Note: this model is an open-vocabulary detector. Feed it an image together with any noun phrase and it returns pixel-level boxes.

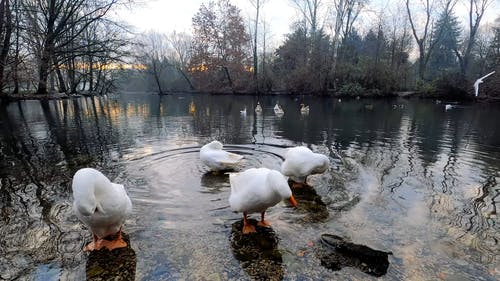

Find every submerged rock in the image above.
[200,171,230,192]
[86,233,136,281]
[230,219,284,281]
[315,234,392,277]
[290,184,329,223]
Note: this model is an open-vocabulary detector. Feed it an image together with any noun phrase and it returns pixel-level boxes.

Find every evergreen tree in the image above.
[428,11,462,77]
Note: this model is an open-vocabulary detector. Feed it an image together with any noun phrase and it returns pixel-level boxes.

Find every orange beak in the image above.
[289,195,298,207]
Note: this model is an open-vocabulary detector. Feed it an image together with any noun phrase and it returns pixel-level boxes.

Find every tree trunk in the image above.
[0,0,12,95]
[252,0,259,94]
[55,62,67,93]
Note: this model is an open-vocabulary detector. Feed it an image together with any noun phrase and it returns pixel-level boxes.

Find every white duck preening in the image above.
[281,146,330,187]
[229,168,297,234]
[200,140,244,173]
[255,102,262,113]
[72,168,132,251]
[274,103,284,115]
[300,104,310,114]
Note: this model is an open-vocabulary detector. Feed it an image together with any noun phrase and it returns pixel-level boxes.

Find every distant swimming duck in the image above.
[240,107,247,115]
[300,104,310,114]
[274,103,284,115]
[255,102,262,113]
[72,168,132,251]
[229,168,297,234]
[281,146,330,188]
[200,140,243,173]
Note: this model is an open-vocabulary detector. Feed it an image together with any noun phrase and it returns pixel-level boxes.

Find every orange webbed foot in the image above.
[242,224,257,234]
[257,220,272,227]
[99,237,127,251]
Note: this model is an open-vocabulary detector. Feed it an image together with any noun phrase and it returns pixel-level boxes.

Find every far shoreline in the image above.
[1,89,497,103]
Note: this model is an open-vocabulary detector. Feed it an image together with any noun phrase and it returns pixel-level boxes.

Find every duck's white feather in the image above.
[281,146,329,182]
[72,168,132,239]
[229,168,291,214]
[200,141,243,171]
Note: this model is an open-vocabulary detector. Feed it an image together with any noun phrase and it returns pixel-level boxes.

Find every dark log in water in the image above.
[315,233,392,277]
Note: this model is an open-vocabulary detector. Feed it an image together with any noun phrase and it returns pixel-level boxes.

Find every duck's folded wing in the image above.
[216,151,243,165]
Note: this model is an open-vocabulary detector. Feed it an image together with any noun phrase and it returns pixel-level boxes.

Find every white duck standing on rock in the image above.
[229,168,297,234]
[281,146,330,188]
[200,140,244,173]
[72,168,132,251]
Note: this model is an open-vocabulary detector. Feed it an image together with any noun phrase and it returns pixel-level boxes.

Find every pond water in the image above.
[0,92,498,280]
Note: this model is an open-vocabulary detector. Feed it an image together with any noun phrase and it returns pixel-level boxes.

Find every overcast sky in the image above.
[114,0,297,44]
[114,0,499,46]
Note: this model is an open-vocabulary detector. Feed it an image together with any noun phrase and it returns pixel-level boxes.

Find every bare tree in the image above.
[137,31,169,94]
[454,0,494,77]
[190,0,251,92]
[167,30,195,90]
[329,0,366,85]
[406,0,456,80]
[0,0,12,96]
[249,0,265,93]
[290,0,322,34]
[22,0,122,95]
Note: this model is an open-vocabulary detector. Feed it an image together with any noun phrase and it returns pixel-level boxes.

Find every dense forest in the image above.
[0,0,498,100]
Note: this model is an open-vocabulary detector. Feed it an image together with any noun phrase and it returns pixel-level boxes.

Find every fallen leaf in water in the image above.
[297,250,306,257]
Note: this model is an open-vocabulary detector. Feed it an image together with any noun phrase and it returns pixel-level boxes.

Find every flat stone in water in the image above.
[290,184,329,223]
[230,219,284,281]
[86,233,136,281]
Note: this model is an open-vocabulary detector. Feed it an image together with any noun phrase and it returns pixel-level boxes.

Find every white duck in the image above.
[72,168,132,251]
[229,168,297,234]
[274,103,284,115]
[281,146,330,187]
[255,102,262,113]
[300,104,310,114]
[200,140,243,173]
[240,107,247,116]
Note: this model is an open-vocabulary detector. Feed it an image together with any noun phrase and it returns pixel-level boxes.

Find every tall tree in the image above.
[406,0,456,80]
[428,10,462,76]
[454,0,494,77]
[167,30,194,90]
[0,0,12,96]
[22,0,121,95]
[190,0,251,92]
[290,0,322,34]
[137,31,169,94]
[329,0,367,85]
[249,0,265,93]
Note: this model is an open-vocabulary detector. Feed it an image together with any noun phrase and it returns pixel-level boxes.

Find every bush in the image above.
[337,82,365,97]
[415,80,436,96]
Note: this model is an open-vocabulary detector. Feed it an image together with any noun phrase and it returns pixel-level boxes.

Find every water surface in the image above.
[0,93,498,280]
